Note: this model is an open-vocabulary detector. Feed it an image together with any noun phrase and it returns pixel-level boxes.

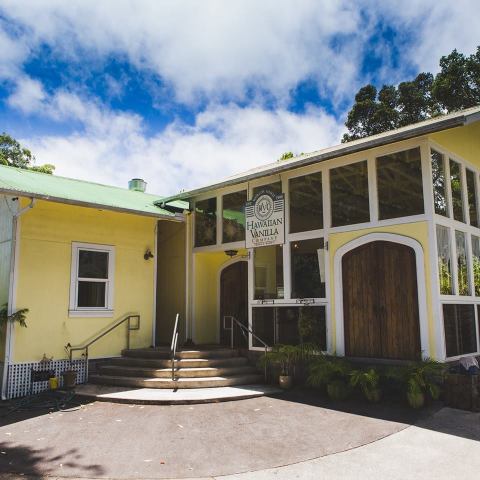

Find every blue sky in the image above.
[0,1,478,195]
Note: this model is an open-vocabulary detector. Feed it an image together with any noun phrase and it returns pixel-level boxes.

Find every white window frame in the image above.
[429,139,480,360]
[69,242,115,318]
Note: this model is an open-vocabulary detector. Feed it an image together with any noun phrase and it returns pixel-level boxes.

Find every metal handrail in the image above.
[170,313,180,380]
[223,315,269,382]
[65,313,140,363]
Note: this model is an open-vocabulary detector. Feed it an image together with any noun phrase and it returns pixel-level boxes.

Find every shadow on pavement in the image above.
[0,442,105,477]
[264,387,479,442]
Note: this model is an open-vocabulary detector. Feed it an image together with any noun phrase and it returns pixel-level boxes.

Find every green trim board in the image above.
[0,165,178,219]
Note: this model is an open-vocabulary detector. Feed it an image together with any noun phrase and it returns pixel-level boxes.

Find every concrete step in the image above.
[75,384,283,405]
[122,347,238,360]
[108,356,249,369]
[97,364,258,378]
[89,373,264,389]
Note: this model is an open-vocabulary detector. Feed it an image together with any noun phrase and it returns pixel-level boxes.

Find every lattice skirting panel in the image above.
[6,359,87,399]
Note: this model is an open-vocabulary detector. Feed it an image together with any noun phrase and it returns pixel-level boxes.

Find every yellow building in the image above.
[1,106,480,398]
[162,106,480,366]
[0,172,183,398]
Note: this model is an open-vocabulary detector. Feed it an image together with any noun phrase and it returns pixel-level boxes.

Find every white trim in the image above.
[1,209,19,399]
[68,309,114,318]
[68,242,115,317]
[333,232,430,359]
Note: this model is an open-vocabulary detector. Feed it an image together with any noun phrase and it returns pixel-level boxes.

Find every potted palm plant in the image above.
[388,358,445,408]
[308,356,352,400]
[262,344,317,389]
[350,368,381,402]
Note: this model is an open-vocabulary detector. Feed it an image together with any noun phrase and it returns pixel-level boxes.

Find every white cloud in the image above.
[24,100,345,195]
[7,76,46,113]
[1,0,367,105]
[2,0,479,198]
[370,0,480,74]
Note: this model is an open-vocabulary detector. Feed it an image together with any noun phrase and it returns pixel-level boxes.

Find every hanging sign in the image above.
[245,189,285,248]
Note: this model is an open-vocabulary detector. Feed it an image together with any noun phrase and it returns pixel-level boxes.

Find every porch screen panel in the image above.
[436,225,453,295]
[254,245,284,299]
[431,150,448,217]
[195,197,217,247]
[455,230,470,296]
[443,304,478,357]
[252,306,326,349]
[222,190,246,243]
[290,238,325,298]
[252,307,274,347]
[289,172,323,233]
[472,235,480,296]
[450,159,465,222]
[376,147,424,220]
[330,161,369,227]
[466,169,478,227]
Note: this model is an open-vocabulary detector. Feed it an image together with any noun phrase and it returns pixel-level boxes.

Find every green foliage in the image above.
[343,46,480,142]
[0,133,54,174]
[438,258,453,295]
[350,368,381,401]
[386,358,445,401]
[261,343,318,376]
[307,356,351,387]
[473,257,480,296]
[0,303,29,329]
[279,151,294,161]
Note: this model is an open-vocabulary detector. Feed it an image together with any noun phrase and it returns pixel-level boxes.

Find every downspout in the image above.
[1,197,35,399]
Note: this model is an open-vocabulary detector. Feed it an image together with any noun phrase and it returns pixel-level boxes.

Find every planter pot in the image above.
[407,391,425,409]
[62,370,77,389]
[365,388,381,403]
[327,380,351,401]
[279,375,293,390]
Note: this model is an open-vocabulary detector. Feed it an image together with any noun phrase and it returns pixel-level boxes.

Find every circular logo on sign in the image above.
[255,194,274,220]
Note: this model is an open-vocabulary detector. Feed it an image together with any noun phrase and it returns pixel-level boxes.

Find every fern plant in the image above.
[350,368,381,402]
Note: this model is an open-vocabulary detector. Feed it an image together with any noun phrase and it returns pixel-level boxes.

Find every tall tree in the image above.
[343,46,480,142]
[0,133,54,174]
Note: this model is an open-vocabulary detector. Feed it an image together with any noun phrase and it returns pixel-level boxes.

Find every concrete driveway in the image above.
[0,389,478,479]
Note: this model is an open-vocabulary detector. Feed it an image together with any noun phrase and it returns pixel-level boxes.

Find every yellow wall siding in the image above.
[13,199,157,362]
[328,221,436,357]
[156,221,186,344]
[0,195,15,361]
[430,122,480,168]
[193,250,247,344]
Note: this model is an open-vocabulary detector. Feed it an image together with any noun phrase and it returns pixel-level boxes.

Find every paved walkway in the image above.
[0,389,478,479]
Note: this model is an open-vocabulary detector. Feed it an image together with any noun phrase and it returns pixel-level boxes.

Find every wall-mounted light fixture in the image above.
[144,249,154,260]
[224,249,238,258]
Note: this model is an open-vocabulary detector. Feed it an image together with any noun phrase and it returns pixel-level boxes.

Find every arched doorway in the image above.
[219,260,248,347]
[341,240,421,360]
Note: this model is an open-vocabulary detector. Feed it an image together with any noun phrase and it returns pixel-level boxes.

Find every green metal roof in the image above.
[0,164,180,219]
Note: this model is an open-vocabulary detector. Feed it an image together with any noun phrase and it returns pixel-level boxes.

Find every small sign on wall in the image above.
[245,189,285,248]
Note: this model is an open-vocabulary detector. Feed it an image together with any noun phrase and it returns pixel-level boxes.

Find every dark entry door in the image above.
[342,241,421,360]
[220,261,248,347]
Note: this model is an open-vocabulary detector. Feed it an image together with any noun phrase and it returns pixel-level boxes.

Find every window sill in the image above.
[69,309,114,318]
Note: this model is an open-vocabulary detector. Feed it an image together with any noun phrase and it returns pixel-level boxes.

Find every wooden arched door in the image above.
[342,241,421,360]
[220,261,248,347]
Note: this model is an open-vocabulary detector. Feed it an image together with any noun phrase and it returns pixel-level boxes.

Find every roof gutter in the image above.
[160,112,477,202]
[0,189,184,222]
